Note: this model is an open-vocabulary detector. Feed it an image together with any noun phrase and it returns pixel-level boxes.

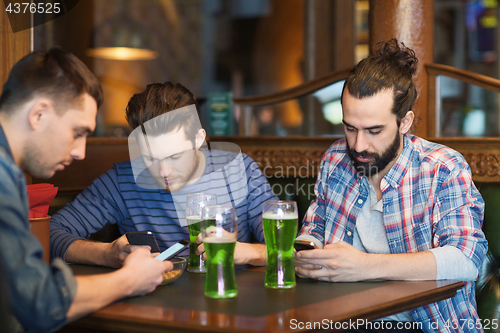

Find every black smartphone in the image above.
[126,231,161,253]
[294,239,316,251]
[154,240,190,261]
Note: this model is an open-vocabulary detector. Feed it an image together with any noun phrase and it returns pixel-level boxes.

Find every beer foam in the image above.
[204,236,235,243]
[263,212,298,220]
[186,216,200,225]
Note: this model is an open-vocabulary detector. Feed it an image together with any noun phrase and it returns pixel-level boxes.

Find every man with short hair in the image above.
[50,82,276,267]
[295,39,487,332]
[0,48,172,332]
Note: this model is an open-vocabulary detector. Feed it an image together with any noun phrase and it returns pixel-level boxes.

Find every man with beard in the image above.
[50,82,276,267]
[294,39,486,332]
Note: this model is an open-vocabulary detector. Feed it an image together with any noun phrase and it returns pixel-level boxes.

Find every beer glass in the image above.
[186,193,217,273]
[201,204,238,298]
[263,200,298,289]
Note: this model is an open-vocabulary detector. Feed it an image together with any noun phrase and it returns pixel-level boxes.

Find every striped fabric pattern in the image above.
[300,134,487,333]
[50,148,277,259]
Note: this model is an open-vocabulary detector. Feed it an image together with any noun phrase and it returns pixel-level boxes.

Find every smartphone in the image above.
[126,231,161,253]
[154,240,190,261]
[294,239,316,251]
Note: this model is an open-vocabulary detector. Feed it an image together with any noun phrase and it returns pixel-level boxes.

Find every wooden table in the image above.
[59,265,464,333]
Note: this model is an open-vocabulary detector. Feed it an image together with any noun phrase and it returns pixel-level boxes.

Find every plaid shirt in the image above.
[300,134,487,333]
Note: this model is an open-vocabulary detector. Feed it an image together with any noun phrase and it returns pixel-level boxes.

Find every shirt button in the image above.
[61,286,69,298]
[51,306,65,320]
[358,199,363,204]
[347,231,352,236]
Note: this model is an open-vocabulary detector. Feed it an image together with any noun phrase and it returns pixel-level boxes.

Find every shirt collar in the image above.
[382,134,415,190]
[0,124,14,162]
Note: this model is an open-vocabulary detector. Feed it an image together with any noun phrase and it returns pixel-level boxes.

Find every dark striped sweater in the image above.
[50,148,277,259]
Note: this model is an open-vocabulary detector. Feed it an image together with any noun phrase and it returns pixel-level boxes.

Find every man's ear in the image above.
[400,111,414,135]
[195,128,206,149]
[27,98,54,131]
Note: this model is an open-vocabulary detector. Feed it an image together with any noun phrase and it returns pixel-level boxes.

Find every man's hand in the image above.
[294,241,371,282]
[106,234,158,268]
[233,242,266,266]
[195,234,266,266]
[295,241,437,282]
[104,234,132,267]
[67,247,173,321]
[120,247,173,297]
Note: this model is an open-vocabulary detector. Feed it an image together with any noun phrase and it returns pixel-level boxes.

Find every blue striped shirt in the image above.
[50,148,277,259]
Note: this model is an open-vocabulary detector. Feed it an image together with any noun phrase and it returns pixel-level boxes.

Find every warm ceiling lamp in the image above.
[86,47,157,61]
[86,8,158,61]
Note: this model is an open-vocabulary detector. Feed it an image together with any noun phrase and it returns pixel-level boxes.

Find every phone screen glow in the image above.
[154,242,187,261]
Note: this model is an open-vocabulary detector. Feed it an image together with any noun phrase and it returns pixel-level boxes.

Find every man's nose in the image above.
[70,138,86,160]
[353,132,369,153]
[159,160,173,178]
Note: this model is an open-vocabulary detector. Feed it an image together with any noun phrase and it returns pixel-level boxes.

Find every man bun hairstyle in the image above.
[344,38,418,125]
[0,47,103,114]
[126,82,200,143]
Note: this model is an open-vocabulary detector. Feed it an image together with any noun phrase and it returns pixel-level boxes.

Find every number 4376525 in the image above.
[5,2,61,14]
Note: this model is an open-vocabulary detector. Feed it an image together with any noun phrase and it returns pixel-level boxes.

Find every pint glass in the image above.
[186,193,217,273]
[201,204,238,298]
[263,200,298,289]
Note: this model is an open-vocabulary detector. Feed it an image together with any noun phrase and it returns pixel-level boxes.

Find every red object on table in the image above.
[27,183,58,218]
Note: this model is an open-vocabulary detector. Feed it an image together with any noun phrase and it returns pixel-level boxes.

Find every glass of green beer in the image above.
[263,200,298,289]
[201,204,238,298]
[186,193,217,273]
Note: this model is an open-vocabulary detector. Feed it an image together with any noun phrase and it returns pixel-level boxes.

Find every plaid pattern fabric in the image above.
[300,135,487,333]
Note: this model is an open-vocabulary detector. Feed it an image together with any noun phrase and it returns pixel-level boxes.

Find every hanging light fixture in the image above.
[86,6,158,61]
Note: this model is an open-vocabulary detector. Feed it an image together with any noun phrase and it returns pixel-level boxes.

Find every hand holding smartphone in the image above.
[126,231,161,253]
[294,239,316,251]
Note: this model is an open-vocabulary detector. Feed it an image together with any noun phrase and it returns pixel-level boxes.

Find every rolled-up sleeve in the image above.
[432,162,487,271]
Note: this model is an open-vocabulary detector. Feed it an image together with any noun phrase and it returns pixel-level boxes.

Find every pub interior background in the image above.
[2,0,500,326]
[29,0,500,139]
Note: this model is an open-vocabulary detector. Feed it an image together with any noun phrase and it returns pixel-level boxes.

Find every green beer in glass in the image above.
[263,200,298,289]
[187,216,204,272]
[201,206,238,298]
[204,236,237,298]
[186,193,217,273]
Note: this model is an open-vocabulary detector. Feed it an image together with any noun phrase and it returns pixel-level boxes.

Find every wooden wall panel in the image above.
[36,136,500,197]
[1,4,30,183]
[0,4,30,88]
